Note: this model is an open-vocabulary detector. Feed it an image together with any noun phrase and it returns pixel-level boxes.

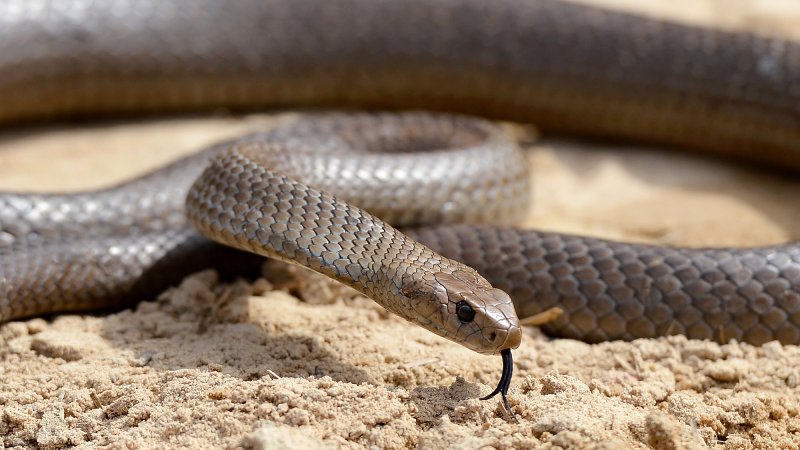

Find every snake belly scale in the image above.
[2,0,800,416]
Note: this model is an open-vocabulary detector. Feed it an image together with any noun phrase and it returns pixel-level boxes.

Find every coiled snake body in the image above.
[2,0,800,412]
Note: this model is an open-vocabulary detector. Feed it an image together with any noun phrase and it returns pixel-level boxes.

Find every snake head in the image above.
[400,269,521,355]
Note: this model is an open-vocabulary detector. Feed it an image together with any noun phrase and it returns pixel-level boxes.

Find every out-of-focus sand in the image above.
[1,1,800,448]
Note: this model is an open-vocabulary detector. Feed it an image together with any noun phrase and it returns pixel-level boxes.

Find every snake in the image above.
[2,0,800,416]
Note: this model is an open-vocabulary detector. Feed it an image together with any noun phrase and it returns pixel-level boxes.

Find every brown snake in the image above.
[2,0,800,415]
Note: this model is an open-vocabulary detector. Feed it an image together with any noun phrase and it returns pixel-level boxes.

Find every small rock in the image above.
[540,374,590,395]
[244,423,331,450]
[704,359,749,382]
[36,405,69,449]
[30,331,106,361]
[645,411,706,450]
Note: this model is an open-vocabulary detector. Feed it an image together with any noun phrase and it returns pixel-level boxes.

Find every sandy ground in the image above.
[2,1,800,449]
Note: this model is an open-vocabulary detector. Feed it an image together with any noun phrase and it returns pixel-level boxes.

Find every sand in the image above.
[2,1,800,448]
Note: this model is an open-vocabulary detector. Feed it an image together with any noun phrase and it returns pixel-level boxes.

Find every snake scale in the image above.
[2,0,800,413]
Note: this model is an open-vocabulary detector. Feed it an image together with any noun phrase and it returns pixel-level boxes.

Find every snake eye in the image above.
[456,301,476,323]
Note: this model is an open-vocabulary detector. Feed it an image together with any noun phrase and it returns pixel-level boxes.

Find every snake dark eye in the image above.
[456,301,475,323]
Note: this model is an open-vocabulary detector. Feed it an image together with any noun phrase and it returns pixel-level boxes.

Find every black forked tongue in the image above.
[480,348,516,420]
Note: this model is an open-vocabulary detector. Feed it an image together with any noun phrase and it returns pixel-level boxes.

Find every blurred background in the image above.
[0,0,797,249]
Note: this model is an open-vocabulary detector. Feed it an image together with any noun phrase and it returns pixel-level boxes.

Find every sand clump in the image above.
[2,1,800,448]
[2,265,800,448]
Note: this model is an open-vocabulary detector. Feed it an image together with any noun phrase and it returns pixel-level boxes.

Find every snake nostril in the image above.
[488,331,498,342]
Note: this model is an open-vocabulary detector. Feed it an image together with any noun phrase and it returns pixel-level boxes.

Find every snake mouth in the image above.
[480,348,515,419]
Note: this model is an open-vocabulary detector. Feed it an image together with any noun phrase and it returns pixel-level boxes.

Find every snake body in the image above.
[2,0,800,354]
